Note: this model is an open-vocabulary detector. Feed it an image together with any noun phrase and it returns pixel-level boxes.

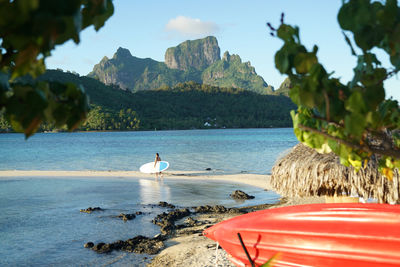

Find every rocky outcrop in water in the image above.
[80,207,103,213]
[118,213,136,221]
[152,208,191,235]
[194,205,240,214]
[87,235,165,254]
[158,201,176,209]
[230,190,255,200]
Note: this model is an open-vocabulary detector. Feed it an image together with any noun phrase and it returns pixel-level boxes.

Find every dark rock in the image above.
[84,242,94,248]
[193,205,242,214]
[123,236,164,254]
[158,201,176,209]
[207,243,217,249]
[194,205,222,213]
[80,207,103,213]
[92,242,112,253]
[118,213,136,221]
[230,190,255,200]
[112,240,125,250]
[205,168,212,171]
[133,239,163,254]
[228,207,241,213]
[89,235,164,255]
[152,208,191,235]
[184,217,197,226]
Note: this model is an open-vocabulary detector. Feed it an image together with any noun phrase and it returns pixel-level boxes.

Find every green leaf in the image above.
[275,50,290,74]
[294,53,317,74]
[345,91,367,113]
[345,112,366,138]
[260,253,280,267]
[0,71,10,107]
[46,82,89,130]
[348,157,362,172]
[0,0,114,137]
[360,68,386,87]
[288,84,300,105]
[5,83,48,138]
[277,24,298,42]
[337,1,355,31]
[82,0,114,31]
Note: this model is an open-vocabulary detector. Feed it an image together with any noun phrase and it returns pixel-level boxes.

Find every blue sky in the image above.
[46,0,399,100]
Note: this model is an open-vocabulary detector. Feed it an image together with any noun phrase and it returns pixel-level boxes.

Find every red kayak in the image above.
[203,203,400,267]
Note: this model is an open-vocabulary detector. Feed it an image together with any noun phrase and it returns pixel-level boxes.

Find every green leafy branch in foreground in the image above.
[268,0,400,178]
[0,0,114,138]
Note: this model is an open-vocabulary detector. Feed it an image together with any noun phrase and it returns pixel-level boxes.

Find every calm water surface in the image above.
[0,128,297,266]
[0,128,298,174]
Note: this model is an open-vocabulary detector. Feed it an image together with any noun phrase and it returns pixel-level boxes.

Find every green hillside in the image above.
[41,70,295,130]
[17,70,295,131]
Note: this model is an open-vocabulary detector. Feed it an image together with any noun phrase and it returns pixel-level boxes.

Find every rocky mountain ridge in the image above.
[89,36,274,94]
[165,36,220,71]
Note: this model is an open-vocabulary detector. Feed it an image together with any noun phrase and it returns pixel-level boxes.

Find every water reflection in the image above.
[138,178,171,204]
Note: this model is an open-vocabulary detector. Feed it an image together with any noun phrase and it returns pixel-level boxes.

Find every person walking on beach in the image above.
[154,153,162,179]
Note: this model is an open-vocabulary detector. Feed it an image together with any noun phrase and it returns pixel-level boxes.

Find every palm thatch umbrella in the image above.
[271,143,400,204]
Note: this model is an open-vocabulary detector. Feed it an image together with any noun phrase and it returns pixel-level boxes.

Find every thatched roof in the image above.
[271,143,400,204]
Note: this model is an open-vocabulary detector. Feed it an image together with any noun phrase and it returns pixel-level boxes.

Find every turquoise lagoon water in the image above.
[0,128,298,174]
[0,128,298,266]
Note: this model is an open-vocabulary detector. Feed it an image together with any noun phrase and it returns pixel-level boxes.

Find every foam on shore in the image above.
[0,170,273,190]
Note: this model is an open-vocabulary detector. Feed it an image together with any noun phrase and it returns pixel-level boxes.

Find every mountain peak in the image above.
[165,36,221,71]
[114,47,132,59]
[89,37,275,94]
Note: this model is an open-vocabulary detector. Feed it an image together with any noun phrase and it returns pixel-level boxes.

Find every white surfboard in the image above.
[139,161,169,174]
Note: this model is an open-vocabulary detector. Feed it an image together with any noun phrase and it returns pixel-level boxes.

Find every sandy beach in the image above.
[0,170,273,189]
[0,170,325,266]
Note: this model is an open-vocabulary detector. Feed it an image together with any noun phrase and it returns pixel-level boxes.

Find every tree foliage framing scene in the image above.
[1,0,400,266]
[269,0,400,177]
[0,0,114,137]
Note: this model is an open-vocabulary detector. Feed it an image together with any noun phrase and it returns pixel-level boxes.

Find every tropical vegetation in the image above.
[0,0,114,137]
[270,0,400,176]
[0,70,295,132]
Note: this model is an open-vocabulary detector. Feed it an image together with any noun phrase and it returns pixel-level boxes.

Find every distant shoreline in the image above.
[0,170,273,190]
[0,127,294,135]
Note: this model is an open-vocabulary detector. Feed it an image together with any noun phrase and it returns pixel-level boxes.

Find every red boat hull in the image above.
[203,203,400,267]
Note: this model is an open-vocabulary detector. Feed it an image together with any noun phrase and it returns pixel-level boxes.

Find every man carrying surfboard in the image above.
[139,155,169,176]
[154,153,162,178]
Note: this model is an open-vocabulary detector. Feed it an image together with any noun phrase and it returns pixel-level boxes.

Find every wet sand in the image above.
[0,170,273,189]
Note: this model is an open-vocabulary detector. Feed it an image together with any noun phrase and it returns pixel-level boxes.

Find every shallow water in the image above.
[0,128,296,266]
[0,177,280,266]
[0,128,298,174]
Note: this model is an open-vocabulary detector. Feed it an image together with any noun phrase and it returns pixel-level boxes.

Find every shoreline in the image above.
[0,170,273,190]
[0,170,325,266]
[147,197,325,267]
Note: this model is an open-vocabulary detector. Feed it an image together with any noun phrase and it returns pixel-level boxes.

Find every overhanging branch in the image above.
[298,124,400,159]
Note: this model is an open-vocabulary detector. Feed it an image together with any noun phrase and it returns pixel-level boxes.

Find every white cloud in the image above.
[165,16,219,38]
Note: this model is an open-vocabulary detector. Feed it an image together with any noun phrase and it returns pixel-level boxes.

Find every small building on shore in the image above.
[271,143,400,204]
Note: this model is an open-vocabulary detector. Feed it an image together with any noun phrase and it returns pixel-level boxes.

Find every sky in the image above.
[46,0,399,101]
